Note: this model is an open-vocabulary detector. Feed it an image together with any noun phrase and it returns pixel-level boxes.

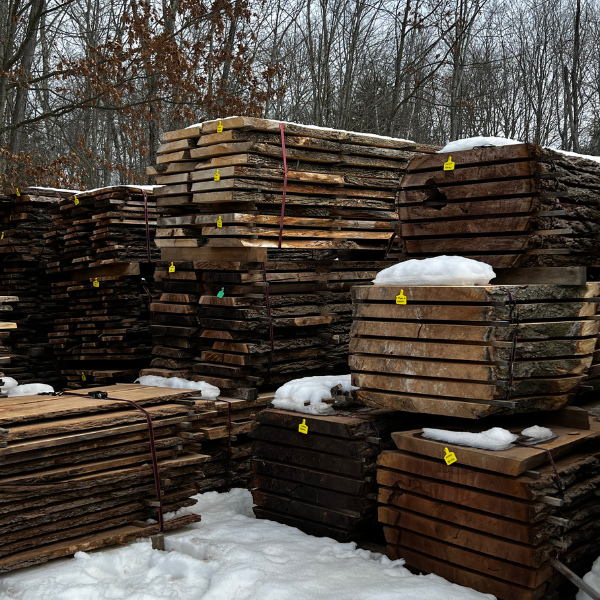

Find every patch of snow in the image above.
[577,555,600,600]
[0,376,19,391]
[273,375,356,414]
[135,375,220,399]
[521,425,554,443]
[26,187,82,194]
[439,136,522,152]
[0,488,493,600]
[373,256,495,286]
[422,427,518,451]
[550,148,600,165]
[7,383,54,397]
[74,185,158,196]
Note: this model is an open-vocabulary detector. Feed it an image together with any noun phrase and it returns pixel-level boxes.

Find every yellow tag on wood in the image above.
[169,262,175,273]
[217,216,223,228]
[214,169,221,182]
[15,188,20,197]
[81,372,87,381]
[298,419,308,434]
[396,289,407,305]
[444,447,457,465]
[216,120,223,133]
[92,278,99,288]
[1,232,4,240]
[74,196,80,205]
[443,156,455,171]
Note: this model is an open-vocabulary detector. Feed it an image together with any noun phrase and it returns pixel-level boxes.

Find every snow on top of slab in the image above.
[0,376,18,390]
[273,374,356,414]
[439,136,523,153]
[423,427,519,451]
[423,425,555,451]
[373,256,496,286]
[25,186,82,194]
[135,375,220,399]
[578,555,600,600]
[1,487,493,600]
[80,185,158,194]
[550,148,600,164]
[6,383,54,397]
[186,117,414,142]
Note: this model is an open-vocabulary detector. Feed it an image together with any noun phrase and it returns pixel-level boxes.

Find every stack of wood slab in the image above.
[183,393,274,492]
[44,187,158,387]
[142,254,390,398]
[0,187,71,385]
[396,144,600,270]
[145,117,437,397]
[378,418,600,600]
[350,283,599,419]
[250,407,406,543]
[0,296,18,377]
[0,384,210,573]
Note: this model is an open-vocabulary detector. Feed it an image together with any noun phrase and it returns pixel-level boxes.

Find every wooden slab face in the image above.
[391,421,600,476]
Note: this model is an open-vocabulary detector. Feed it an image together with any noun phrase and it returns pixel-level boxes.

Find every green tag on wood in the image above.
[217,288,225,298]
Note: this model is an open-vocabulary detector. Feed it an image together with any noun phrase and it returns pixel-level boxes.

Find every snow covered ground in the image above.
[0,489,493,600]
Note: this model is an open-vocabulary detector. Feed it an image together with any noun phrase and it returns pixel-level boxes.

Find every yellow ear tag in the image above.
[216,120,223,133]
[81,372,87,382]
[298,419,308,434]
[74,196,80,205]
[93,278,99,288]
[444,156,455,171]
[396,289,407,305]
[217,216,223,228]
[214,169,221,182]
[15,188,20,197]
[1,232,4,240]
[444,447,457,465]
[169,262,175,273]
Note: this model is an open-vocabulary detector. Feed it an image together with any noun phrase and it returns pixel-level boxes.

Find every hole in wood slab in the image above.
[423,183,448,210]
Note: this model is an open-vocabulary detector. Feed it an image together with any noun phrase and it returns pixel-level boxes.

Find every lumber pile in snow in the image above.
[396,144,600,270]
[379,418,600,600]
[349,283,599,418]
[0,187,71,385]
[0,296,18,377]
[250,407,406,543]
[0,384,211,573]
[145,118,437,397]
[44,187,158,387]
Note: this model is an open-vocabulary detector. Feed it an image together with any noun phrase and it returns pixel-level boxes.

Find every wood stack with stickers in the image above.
[0,187,71,386]
[43,186,159,387]
[0,384,211,573]
[141,116,437,399]
[345,141,600,599]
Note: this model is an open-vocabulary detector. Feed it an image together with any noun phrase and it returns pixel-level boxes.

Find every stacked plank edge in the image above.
[146,116,437,397]
[378,419,600,600]
[44,186,158,387]
[396,144,600,270]
[350,283,599,418]
[0,188,67,385]
[0,384,210,572]
[250,407,406,543]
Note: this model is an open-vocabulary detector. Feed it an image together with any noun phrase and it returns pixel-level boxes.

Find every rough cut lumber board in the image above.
[391,421,600,476]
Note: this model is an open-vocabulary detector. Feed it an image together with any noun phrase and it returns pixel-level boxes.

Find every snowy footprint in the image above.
[261,546,291,564]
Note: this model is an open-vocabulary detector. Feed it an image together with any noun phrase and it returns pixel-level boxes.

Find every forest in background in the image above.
[0,0,596,188]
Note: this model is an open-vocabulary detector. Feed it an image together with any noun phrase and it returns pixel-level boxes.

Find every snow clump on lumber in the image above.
[373,255,496,286]
[273,374,356,414]
[0,376,19,391]
[135,375,220,399]
[0,488,492,600]
[578,555,600,600]
[521,425,554,443]
[6,383,54,397]
[423,425,555,451]
[423,427,518,450]
[439,136,522,152]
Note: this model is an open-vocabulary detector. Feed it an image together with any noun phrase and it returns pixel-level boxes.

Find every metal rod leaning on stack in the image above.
[143,117,438,399]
